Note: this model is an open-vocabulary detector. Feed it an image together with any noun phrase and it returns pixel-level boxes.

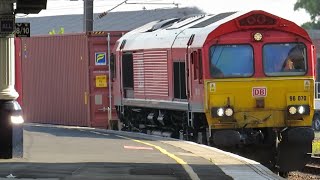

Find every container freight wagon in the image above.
[15,31,125,128]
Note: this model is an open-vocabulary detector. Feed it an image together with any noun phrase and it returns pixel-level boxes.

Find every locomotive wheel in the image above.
[313,114,320,131]
[278,171,289,178]
[196,130,208,145]
[276,127,314,174]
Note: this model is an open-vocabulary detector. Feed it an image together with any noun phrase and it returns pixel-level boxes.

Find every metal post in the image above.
[107,33,112,128]
[84,0,93,32]
[0,0,23,159]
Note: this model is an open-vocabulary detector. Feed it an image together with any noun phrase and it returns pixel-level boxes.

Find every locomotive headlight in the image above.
[253,32,263,41]
[287,105,310,116]
[11,115,24,124]
[217,108,224,117]
[298,106,305,114]
[225,108,234,117]
[288,106,297,115]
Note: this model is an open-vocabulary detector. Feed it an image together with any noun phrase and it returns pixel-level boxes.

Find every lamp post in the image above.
[0,0,22,159]
[0,0,47,159]
[84,0,93,32]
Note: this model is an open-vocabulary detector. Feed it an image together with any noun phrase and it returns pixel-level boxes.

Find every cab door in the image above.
[187,48,204,112]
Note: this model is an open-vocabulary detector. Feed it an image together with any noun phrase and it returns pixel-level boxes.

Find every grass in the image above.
[313,132,320,155]
[313,141,320,155]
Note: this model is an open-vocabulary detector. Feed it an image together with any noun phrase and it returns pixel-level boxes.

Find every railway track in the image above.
[309,156,320,164]
[300,156,320,175]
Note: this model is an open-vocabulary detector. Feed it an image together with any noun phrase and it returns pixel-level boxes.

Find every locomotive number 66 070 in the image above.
[289,95,307,102]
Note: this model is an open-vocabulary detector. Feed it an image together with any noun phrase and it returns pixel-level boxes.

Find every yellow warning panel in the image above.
[96,75,107,87]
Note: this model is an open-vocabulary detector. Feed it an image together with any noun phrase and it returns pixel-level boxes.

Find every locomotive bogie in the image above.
[116,105,208,140]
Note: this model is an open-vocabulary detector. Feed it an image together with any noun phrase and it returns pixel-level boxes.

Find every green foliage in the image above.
[294,0,320,29]
[301,21,320,29]
[49,29,56,35]
[294,0,320,21]
[59,27,65,34]
[48,27,65,35]
[313,140,320,155]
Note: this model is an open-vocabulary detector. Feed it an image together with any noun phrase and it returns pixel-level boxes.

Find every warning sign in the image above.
[209,83,216,92]
[96,75,107,87]
[304,80,311,90]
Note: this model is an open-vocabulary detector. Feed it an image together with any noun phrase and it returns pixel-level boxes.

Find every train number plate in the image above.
[252,87,267,97]
[287,95,308,103]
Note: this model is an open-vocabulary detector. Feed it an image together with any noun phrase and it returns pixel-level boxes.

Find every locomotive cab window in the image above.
[209,44,254,78]
[174,62,187,100]
[192,51,198,80]
[191,50,203,83]
[198,49,203,83]
[263,43,307,76]
[122,53,134,89]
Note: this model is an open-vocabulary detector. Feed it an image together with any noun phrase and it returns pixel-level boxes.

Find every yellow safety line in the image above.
[116,135,200,180]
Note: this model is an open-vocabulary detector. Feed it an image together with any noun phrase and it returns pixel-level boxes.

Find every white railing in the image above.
[316,82,320,99]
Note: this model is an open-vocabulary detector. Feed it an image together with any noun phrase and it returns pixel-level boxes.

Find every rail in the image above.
[300,156,320,175]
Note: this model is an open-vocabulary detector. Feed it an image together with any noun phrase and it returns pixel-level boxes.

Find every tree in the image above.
[294,0,320,29]
[49,29,56,35]
[301,21,320,29]
[48,27,65,35]
[59,27,65,34]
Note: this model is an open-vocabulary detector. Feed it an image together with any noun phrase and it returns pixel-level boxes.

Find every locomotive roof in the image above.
[16,7,203,36]
[118,10,312,51]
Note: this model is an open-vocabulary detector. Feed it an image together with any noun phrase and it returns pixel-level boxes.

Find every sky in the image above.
[18,0,312,26]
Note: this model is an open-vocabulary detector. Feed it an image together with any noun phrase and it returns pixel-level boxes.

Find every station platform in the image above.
[0,124,283,180]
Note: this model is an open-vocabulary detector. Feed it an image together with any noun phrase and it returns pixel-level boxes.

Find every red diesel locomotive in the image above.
[113,10,315,175]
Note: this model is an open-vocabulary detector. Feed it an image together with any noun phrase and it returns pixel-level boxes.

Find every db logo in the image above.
[252,87,267,97]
